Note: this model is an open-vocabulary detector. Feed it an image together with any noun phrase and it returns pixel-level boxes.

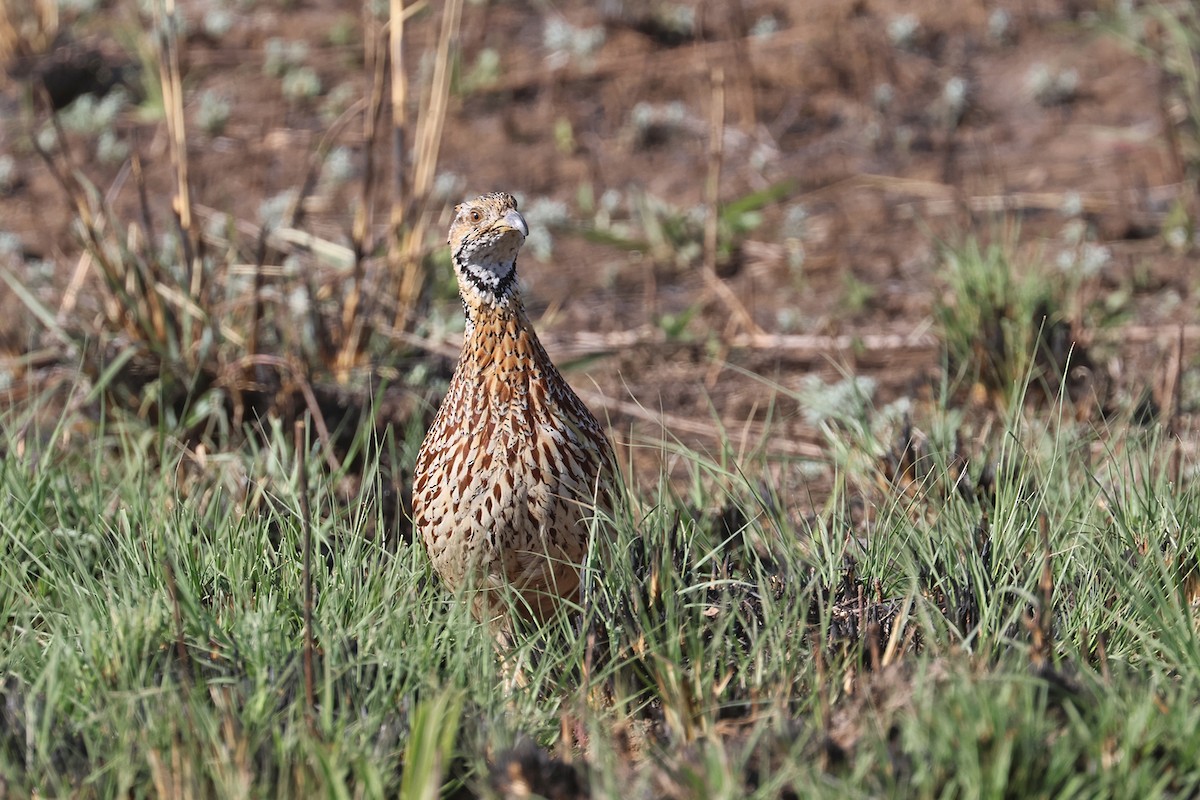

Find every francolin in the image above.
[412,192,617,630]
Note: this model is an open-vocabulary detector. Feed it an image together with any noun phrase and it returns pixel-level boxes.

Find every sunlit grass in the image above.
[2,379,1199,796]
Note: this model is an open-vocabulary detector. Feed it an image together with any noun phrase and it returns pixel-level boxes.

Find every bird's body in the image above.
[412,192,616,628]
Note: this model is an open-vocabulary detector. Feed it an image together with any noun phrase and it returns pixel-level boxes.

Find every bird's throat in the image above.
[455,251,517,300]
[458,257,522,333]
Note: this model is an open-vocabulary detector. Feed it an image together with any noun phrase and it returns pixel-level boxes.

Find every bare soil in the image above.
[1,0,1196,488]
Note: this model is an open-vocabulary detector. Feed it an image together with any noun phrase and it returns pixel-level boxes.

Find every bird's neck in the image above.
[458,281,544,373]
[460,278,522,330]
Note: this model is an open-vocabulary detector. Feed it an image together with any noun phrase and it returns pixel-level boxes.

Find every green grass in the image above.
[934,235,1068,407]
[2,381,1200,798]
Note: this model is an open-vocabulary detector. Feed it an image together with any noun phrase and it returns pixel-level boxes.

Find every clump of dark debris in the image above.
[489,737,588,800]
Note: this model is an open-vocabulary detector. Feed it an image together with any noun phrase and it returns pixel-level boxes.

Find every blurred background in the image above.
[0,0,1197,502]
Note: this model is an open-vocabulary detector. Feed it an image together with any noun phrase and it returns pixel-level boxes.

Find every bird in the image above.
[411,191,618,631]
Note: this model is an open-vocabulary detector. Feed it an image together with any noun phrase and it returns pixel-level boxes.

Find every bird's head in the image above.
[448,192,529,303]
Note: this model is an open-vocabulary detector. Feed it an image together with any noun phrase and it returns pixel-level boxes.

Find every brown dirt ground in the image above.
[1,0,1197,494]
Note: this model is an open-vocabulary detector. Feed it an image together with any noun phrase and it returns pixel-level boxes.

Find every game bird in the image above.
[411,192,617,630]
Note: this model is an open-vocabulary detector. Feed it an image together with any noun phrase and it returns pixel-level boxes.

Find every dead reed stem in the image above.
[331,0,413,383]
[335,14,389,383]
[365,0,409,376]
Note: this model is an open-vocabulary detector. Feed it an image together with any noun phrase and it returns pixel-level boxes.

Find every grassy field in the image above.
[3,374,1200,797]
[3,0,1200,796]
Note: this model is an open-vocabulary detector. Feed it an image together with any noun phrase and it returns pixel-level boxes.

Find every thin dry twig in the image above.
[355,14,388,259]
[388,327,826,458]
[700,66,763,342]
[270,96,368,381]
[525,325,939,361]
[793,173,1185,225]
[294,419,316,733]
[286,98,368,235]
[576,387,825,460]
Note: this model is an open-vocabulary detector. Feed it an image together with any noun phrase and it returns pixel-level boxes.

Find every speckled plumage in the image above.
[412,192,617,628]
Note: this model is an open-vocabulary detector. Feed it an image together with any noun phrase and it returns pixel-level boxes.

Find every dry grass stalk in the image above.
[334,15,389,383]
[408,0,459,213]
[0,0,57,68]
[154,1,198,301]
[1166,324,1184,485]
[1026,513,1055,672]
[354,15,388,258]
[26,77,350,456]
[702,67,723,284]
[329,0,421,382]
[700,66,762,344]
[332,0,411,381]
[31,104,172,345]
[270,98,364,380]
[57,155,135,323]
[390,0,462,333]
[573,387,826,460]
[330,3,425,379]
[389,0,408,230]
[295,419,316,733]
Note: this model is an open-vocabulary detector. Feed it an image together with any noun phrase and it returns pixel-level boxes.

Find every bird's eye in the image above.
[470,210,482,222]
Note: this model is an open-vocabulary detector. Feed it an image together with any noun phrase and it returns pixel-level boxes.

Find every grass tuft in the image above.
[934,234,1098,411]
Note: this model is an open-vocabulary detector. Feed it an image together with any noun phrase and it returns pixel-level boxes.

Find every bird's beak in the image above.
[496,208,529,239]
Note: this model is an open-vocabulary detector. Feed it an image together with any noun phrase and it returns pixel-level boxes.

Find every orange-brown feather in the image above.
[412,193,617,630]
